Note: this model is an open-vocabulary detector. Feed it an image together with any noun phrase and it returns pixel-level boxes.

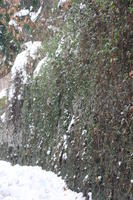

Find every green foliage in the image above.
[21,0,95,193]
[21,0,40,9]
[42,35,59,57]
[0,3,20,75]
[0,96,6,110]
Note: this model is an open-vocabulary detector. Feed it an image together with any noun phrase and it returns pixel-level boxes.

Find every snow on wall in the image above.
[8,41,41,101]
[67,115,75,133]
[33,54,50,78]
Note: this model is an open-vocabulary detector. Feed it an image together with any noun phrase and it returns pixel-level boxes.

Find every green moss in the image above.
[0,96,6,110]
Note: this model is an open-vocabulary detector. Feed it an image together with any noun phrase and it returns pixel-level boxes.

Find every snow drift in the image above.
[0,161,84,200]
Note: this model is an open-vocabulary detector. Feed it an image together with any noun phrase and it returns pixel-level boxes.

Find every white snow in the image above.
[88,192,92,200]
[59,0,68,3]
[63,134,68,150]
[55,36,65,57]
[30,6,33,11]
[0,89,7,100]
[33,54,50,78]
[62,153,67,160]
[9,41,41,100]
[33,57,46,77]
[83,175,88,182]
[79,3,86,10]
[58,0,68,7]
[47,149,51,155]
[47,25,59,33]
[82,130,87,136]
[97,176,102,181]
[14,9,30,17]
[0,161,84,200]
[30,6,42,22]
[1,112,6,123]
[9,18,22,33]
[67,115,75,133]
[9,19,17,27]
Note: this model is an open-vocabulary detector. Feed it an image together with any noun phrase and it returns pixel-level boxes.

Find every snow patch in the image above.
[80,3,86,10]
[58,0,68,7]
[0,160,84,200]
[33,54,50,78]
[83,175,88,182]
[0,89,7,100]
[118,161,122,166]
[9,19,17,27]
[97,176,102,181]
[82,129,87,136]
[14,9,30,17]
[9,41,41,100]
[55,36,65,57]
[30,6,42,22]
[62,152,67,160]
[88,192,92,200]
[47,25,59,33]
[67,115,75,133]
[1,112,6,123]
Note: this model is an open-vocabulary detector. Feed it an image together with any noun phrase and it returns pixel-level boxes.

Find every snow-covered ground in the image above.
[0,161,85,200]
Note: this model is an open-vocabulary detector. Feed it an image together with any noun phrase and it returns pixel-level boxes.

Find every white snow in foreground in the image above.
[0,161,84,200]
